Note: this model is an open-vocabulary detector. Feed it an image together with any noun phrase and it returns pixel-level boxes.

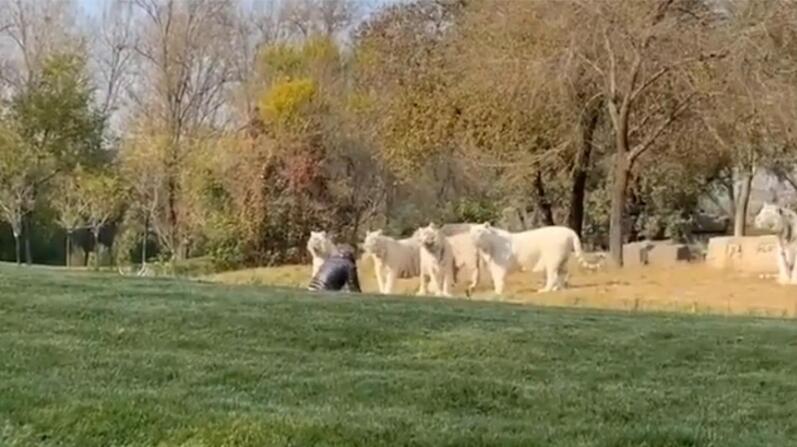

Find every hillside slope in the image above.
[1,266,796,446]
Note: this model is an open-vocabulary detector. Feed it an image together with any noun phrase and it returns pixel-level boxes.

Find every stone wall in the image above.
[623,240,692,267]
[705,235,778,273]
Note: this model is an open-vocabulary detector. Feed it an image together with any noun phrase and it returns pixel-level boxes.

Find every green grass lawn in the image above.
[1,265,797,446]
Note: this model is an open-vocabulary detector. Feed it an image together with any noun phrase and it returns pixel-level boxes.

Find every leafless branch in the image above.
[629,91,698,163]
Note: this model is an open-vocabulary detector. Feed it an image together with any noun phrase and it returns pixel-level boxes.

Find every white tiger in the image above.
[306,230,336,277]
[443,223,491,292]
[754,203,797,285]
[470,222,602,294]
[362,229,422,294]
[412,223,484,296]
[416,223,457,297]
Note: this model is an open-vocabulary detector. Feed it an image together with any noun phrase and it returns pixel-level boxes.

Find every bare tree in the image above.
[0,0,86,265]
[52,169,90,267]
[573,0,724,266]
[280,0,359,39]
[126,0,236,260]
[0,0,79,93]
[91,0,137,123]
[227,1,293,129]
[0,123,44,265]
[0,177,34,265]
[693,0,793,235]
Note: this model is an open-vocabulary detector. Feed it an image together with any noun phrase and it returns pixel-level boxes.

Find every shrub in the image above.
[259,78,317,125]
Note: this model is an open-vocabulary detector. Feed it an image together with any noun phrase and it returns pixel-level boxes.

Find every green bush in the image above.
[209,241,246,272]
[449,198,498,224]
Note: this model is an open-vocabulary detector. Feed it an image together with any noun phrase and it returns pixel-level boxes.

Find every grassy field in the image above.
[207,258,797,318]
[2,265,797,446]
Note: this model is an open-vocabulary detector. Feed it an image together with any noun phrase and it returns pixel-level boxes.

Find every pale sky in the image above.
[77,0,401,18]
[78,0,102,17]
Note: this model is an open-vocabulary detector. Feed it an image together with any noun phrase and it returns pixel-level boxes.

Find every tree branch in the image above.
[630,66,670,103]
[603,28,617,99]
[628,91,698,163]
[629,98,667,139]
[630,51,728,105]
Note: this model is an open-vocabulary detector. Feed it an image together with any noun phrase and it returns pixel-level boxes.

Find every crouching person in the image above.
[307,244,362,293]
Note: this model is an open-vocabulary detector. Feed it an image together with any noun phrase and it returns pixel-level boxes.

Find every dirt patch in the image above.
[205,258,796,318]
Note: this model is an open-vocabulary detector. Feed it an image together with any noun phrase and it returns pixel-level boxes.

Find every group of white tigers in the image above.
[306,202,797,296]
[307,222,604,297]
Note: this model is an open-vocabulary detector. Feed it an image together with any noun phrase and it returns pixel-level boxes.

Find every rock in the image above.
[623,240,691,267]
[647,243,691,265]
[623,241,653,267]
[705,235,778,274]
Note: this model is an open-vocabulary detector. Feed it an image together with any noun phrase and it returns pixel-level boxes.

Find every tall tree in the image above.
[574,0,722,265]
[281,0,359,39]
[91,0,137,121]
[9,52,106,263]
[81,169,124,269]
[118,125,164,270]
[0,0,79,92]
[127,0,236,260]
[451,0,604,234]
[0,122,44,264]
[693,0,795,235]
[51,167,90,267]
[354,0,467,227]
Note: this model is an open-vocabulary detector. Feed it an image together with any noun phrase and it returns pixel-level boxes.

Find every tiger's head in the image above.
[307,230,335,257]
[755,203,787,233]
[416,223,445,256]
[363,229,387,258]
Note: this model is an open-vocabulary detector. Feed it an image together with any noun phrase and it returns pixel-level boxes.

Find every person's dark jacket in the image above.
[307,252,361,292]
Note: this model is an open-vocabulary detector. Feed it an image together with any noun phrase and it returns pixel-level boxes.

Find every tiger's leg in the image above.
[540,265,557,292]
[311,258,321,278]
[777,251,791,285]
[554,259,569,291]
[441,270,453,297]
[375,263,386,294]
[465,257,482,297]
[789,248,797,284]
[371,259,384,293]
[554,270,568,290]
[467,264,479,296]
[429,271,442,297]
[417,271,429,296]
[384,270,397,294]
[490,264,506,296]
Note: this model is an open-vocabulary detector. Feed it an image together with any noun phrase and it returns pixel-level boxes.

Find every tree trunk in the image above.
[733,169,754,237]
[568,161,590,237]
[609,156,631,267]
[93,227,101,270]
[23,214,32,266]
[167,175,179,259]
[533,171,555,226]
[14,233,21,266]
[65,230,72,268]
[723,177,735,220]
[568,105,600,237]
[626,183,645,242]
[141,213,149,267]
